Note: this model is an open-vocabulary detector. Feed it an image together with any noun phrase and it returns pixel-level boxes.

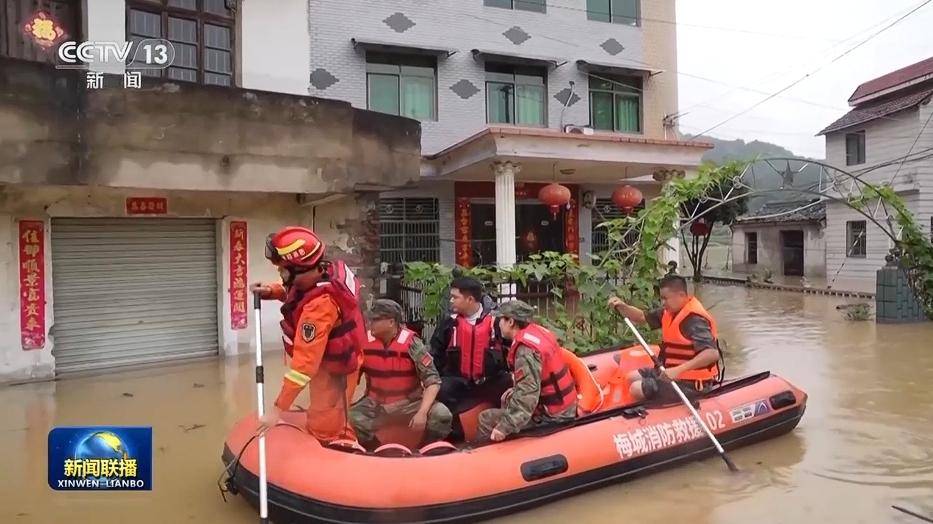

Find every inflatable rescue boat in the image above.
[221,345,807,523]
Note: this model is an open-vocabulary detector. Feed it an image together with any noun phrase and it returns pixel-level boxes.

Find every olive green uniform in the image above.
[476,344,577,441]
[349,336,452,444]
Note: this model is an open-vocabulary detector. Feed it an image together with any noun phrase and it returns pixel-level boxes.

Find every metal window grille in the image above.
[590,198,642,254]
[379,198,440,265]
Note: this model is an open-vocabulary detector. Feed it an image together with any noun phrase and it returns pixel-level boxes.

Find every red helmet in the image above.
[265,226,326,269]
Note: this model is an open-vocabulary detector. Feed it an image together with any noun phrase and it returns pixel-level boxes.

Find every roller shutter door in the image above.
[50,218,219,373]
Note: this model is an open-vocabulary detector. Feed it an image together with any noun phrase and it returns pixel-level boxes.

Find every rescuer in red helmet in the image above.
[251,226,366,443]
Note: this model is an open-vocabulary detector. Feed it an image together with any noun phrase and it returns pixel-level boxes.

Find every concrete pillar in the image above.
[493,161,520,299]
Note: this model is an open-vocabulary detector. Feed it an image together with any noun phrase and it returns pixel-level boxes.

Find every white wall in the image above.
[0,186,369,383]
[731,223,825,278]
[239,0,311,95]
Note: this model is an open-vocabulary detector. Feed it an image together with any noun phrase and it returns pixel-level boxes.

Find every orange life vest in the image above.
[660,296,720,383]
[280,261,364,376]
[361,328,420,404]
[508,323,577,416]
[447,313,497,381]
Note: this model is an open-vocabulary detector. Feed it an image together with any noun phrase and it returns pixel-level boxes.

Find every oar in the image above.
[252,292,270,523]
[622,317,739,473]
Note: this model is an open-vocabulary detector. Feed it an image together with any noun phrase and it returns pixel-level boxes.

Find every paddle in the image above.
[252,292,270,523]
[622,317,739,473]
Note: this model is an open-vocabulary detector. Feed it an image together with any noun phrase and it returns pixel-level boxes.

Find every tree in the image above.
[680,169,749,282]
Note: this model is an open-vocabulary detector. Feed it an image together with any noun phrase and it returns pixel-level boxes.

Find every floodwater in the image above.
[2,284,932,524]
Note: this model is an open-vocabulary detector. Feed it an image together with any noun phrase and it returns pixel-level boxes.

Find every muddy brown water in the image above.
[2,285,932,524]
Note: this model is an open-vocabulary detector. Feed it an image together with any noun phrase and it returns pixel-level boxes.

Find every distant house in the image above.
[731,200,826,279]
[817,56,933,292]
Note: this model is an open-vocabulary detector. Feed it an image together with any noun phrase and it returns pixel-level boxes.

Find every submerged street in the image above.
[2,284,932,524]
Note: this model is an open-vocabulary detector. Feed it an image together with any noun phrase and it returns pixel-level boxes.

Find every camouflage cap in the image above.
[495,300,536,323]
[368,299,404,323]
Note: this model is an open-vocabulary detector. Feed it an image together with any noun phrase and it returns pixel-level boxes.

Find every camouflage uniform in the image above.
[476,301,577,442]
[350,300,452,446]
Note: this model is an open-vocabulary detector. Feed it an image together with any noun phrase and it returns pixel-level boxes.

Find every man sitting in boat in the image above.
[251,227,366,443]
[349,299,453,450]
[609,274,722,403]
[476,300,578,442]
[430,277,511,439]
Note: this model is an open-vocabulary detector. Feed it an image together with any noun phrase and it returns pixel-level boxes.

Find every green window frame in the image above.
[485,64,547,126]
[366,53,437,121]
[484,0,546,13]
[588,74,642,133]
[586,0,639,25]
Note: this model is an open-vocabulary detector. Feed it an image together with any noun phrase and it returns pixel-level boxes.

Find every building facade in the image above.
[818,57,933,293]
[0,0,421,382]
[303,0,710,269]
[731,201,826,281]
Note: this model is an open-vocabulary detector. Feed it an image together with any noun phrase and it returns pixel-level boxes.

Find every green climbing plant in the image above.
[850,184,933,318]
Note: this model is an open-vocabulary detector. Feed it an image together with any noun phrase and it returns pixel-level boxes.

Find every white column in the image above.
[493,161,520,299]
[663,218,681,269]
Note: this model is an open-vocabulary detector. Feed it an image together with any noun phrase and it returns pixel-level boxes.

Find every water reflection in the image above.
[1,285,931,523]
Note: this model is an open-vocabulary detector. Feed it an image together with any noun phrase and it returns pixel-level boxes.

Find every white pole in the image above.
[622,317,738,472]
[253,292,269,522]
[494,161,519,298]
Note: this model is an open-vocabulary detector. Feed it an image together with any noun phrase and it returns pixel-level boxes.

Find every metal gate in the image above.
[50,218,219,373]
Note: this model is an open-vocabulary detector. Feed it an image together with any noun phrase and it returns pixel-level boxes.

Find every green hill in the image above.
[684,135,825,213]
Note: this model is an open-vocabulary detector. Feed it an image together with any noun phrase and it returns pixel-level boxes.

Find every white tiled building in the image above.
[818,57,933,292]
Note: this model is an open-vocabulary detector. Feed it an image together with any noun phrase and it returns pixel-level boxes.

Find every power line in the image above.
[688,0,933,141]
[539,0,848,43]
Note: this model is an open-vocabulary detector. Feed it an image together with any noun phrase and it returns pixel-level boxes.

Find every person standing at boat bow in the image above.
[475,300,577,443]
[350,299,452,449]
[251,226,365,443]
[609,274,723,402]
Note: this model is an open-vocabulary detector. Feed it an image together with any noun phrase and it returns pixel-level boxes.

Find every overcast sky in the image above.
[676,0,933,158]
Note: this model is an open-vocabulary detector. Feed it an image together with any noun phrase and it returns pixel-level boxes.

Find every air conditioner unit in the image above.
[563,124,594,135]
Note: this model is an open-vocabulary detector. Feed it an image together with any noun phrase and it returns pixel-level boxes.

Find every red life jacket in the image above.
[660,296,720,383]
[447,313,496,381]
[361,328,420,404]
[508,323,577,416]
[279,261,364,376]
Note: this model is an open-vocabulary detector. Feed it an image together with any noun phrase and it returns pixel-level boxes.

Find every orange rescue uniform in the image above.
[267,282,361,443]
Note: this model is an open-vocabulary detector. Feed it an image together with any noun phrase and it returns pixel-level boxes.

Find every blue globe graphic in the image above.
[75,431,129,461]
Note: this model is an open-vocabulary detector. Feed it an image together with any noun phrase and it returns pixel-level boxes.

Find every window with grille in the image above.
[846,220,867,257]
[590,198,642,255]
[127,0,235,86]
[378,198,440,265]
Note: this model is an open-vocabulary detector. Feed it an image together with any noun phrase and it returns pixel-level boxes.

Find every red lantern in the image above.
[612,185,643,214]
[22,11,67,49]
[538,183,571,219]
[689,219,710,236]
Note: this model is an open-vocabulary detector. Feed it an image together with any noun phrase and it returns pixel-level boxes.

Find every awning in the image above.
[576,59,662,77]
[351,37,455,57]
[471,49,566,69]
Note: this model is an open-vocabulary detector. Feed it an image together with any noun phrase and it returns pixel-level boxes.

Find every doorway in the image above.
[468,202,566,267]
[781,230,805,276]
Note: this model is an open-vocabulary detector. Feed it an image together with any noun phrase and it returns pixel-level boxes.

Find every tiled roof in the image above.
[817,88,933,136]
[735,200,825,225]
[849,56,933,102]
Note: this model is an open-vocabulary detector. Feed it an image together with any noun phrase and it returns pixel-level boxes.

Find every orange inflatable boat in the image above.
[221,346,807,523]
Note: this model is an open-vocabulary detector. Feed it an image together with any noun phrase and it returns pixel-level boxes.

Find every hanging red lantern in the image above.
[22,11,67,49]
[538,183,571,219]
[689,219,710,236]
[612,185,643,214]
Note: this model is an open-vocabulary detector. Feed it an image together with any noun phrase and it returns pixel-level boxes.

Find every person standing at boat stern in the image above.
[251,226,365,443]
[430,277,511,438]
[609,274,722,402]
[350,299,452,449]
[475,300,578,443]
